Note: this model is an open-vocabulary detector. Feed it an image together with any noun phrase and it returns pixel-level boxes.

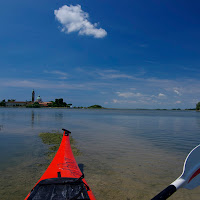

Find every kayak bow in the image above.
[25,129,96,200]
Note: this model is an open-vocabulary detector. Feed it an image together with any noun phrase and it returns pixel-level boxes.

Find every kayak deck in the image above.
[27,177,90,199]
[25,129,95,200]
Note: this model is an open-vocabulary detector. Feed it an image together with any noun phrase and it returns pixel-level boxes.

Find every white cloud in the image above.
[113,99,118,103]
[116,92,142,98]
[158,93,166,97]
[2,66,200,108]
[97,70,134,79]
[54,5,107,38]
[44,70,68,79]
[1,79,86,90]
[44,70,67,76]
[112,99,153,105]
[112,99,137,104]
[76,68,139,80]
[174,88,181,95]
[108,74,133,79]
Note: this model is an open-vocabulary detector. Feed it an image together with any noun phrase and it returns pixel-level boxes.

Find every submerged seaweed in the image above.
[39,131,81,160]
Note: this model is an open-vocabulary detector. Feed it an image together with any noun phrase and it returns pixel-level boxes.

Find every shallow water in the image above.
[0,108,200,199]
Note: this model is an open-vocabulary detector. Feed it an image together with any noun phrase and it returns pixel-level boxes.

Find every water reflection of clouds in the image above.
[0,125,3,131]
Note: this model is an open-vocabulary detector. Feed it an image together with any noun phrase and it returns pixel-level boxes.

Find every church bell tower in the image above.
[32,89,35,102]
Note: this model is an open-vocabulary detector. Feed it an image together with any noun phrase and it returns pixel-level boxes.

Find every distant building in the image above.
[38,102,52,107]
[5,90,53,107]
[36,96,42,103]
[32,90,35,102]
[35,95,52,106]
[5,101,28,107]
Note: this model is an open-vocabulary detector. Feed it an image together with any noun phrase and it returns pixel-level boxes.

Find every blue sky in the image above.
[0,0,200,108]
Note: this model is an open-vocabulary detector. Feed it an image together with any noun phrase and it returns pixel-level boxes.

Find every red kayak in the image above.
[25,129,96,200]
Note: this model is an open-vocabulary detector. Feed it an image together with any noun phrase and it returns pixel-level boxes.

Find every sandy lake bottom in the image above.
[1,108,200,200]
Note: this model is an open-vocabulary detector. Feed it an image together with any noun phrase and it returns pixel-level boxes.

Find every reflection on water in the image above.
[31,110,34,127]
[0,108,200,200]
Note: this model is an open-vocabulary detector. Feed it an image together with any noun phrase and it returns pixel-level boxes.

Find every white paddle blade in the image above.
[180,144,200,189]
[151,145,200,200]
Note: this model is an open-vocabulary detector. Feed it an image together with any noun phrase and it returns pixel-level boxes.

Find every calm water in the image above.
[0,108,200,200]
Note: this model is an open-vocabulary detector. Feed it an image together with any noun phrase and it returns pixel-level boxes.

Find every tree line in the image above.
[196,102,200,111]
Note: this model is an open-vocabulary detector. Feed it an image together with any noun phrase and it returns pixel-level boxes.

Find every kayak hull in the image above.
[25,129,95,200]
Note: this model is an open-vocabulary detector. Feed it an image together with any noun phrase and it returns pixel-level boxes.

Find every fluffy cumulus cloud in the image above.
[54,5,107,38]
[158,93,166,97]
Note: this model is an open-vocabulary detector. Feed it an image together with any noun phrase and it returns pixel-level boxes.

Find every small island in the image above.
[87,105,103,109]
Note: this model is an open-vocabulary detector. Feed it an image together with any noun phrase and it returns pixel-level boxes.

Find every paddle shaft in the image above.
[151,185,177,200]
[151,144,200,199]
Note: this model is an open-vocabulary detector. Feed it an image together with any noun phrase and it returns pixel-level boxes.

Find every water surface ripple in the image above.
[0,108,200,200]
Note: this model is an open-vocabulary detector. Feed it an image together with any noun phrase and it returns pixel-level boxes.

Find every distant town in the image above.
[0,90,200,110]
[0,90,103,109]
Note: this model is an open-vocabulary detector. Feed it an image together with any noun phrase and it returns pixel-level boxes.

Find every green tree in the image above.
[8,99,15,102]
[196,102,200,110]
[33,102,40,108]
[26,102,40,108]
[88,105,103,109]
[0,99,6,107]
[66,103,72,108]
[51,98,67,107]
[58,98,63,105]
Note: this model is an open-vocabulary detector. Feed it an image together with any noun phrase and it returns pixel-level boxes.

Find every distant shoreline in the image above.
[0,106,197,111]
